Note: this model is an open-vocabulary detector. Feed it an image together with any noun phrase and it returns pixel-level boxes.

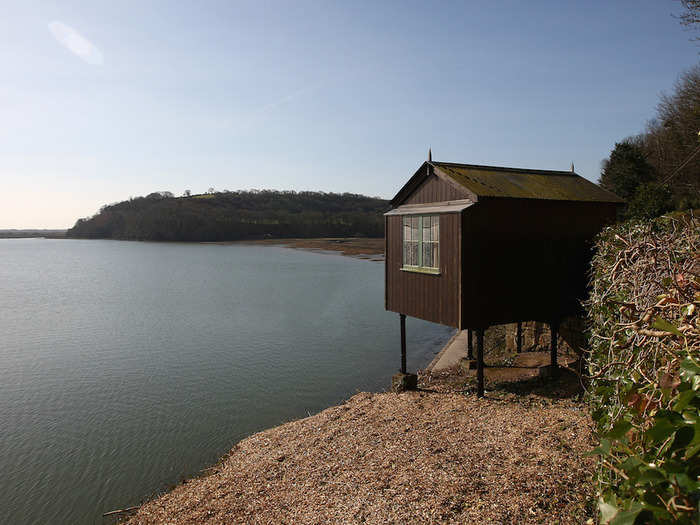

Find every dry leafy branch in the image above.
[586,211,699,524]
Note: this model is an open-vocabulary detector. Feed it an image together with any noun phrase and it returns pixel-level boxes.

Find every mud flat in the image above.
[239,237,384,260]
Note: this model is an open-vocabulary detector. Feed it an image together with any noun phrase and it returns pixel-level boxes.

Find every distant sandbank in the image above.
[217,237,385,260]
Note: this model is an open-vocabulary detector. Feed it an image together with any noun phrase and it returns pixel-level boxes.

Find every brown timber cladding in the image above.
[385,213,461,328]
[459,198,620,328]
[403,174,468,204]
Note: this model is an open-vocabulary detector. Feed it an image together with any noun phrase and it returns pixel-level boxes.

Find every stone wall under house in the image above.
[504,317,587,355]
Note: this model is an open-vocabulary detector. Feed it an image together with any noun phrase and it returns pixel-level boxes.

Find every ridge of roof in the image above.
[390,159,625,207]
[430,161,576,177]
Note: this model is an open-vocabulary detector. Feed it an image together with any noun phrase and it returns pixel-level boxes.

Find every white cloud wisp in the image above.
[48,21,103,65]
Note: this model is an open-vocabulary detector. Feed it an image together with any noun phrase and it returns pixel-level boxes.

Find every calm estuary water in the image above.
[0,239,452,525]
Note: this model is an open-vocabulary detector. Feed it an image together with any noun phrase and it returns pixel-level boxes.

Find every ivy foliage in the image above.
[586,212,699,524]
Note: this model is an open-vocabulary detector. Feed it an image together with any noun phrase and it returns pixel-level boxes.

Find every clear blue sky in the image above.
[1,0,697,228]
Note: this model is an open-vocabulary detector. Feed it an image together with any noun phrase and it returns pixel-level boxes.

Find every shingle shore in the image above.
[126,372,594,524]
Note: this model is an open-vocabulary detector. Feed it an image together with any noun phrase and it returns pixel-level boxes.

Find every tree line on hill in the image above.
[66,190,388,241]
[599,64,700,220]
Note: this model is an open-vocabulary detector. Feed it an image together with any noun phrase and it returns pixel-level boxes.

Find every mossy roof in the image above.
[432,162,624,203]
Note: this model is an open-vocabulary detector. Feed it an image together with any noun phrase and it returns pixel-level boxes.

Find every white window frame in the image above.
[401,214,439,274]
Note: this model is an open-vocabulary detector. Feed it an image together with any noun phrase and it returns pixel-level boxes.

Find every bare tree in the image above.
[643,65,700,206]
[678,0,700,42]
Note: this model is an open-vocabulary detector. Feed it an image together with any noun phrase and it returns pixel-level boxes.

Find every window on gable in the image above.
[402,215,439,272]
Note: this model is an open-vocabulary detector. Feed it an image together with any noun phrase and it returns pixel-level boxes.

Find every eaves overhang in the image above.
[384,199,474,216]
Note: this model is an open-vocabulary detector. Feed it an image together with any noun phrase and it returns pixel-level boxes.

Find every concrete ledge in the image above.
[428,330,468,372]
[426,330,460,371]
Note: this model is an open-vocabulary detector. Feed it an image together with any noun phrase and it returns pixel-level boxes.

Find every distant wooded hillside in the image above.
[66,190,388,241]
[0,229,66,239]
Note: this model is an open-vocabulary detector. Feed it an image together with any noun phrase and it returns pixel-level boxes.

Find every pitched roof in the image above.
[431,161,624,203]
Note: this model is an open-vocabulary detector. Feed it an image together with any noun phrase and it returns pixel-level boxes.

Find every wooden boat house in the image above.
[385,153,624,395]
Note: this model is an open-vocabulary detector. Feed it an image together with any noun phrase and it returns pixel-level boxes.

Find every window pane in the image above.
[402,217,408,265]
[402,215,439,269]
[422,242,432,268]
[409,241,418,265]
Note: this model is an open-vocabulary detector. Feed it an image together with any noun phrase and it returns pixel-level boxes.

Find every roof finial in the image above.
[570,162,575,173]
[428,147,432,162]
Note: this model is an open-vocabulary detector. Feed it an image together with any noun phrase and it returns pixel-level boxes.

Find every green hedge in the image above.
[587,212,699,524]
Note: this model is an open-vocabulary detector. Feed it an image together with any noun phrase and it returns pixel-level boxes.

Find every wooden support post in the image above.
[400,314,407,374]
[393,314,417,392]
[516,322,522,353]
[550,321,559,369]
[476,328,485,398]
[467,329,473,359]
